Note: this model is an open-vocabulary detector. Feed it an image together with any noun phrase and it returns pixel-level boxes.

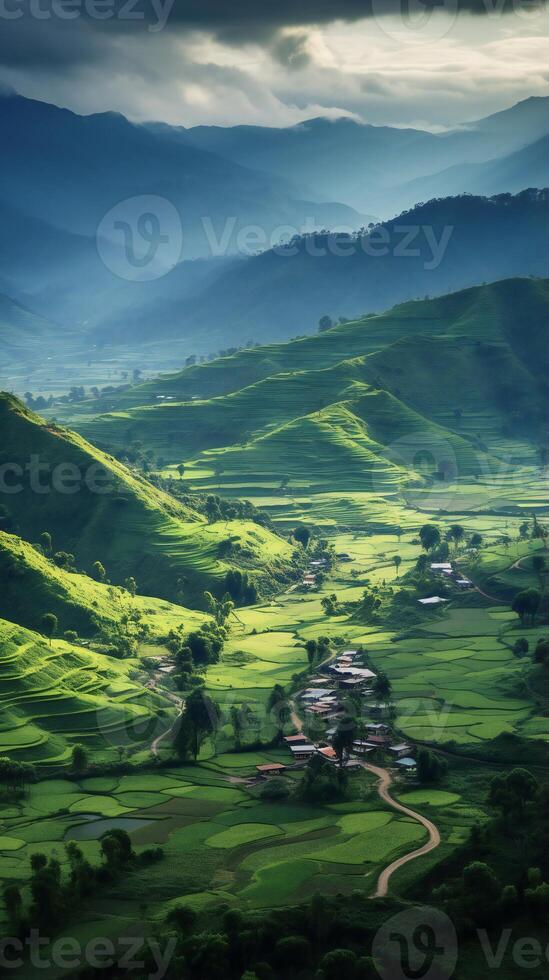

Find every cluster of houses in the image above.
[302,557,328,588]
[256,648,418,779]
[418,561,472,606]
[301,552,353,588]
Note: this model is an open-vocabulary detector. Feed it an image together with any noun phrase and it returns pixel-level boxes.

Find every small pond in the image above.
[64,816,154,841]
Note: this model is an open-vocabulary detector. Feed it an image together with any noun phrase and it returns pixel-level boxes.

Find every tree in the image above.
[419,525,441,552]
[230,705,244,749]
[332,716,355,766]
[417,748,446,784]
[534,639,549,668]
[462,861,501,911]
[92,560,107,583]
[512,588,541,626]
[513,638,529,658]
[71,744,88,773]
[3,884,22,926]
[449,524,465,550]
[319,949,358,980]
[39,531,52,555]
[100,828,134,868]
[293,525,311,548]
[124,576,138,597]
[532,555,546,591]
[519,521,530,541]
[267,684,290,737]
[166,904,197,935]
[178,688,220,760]
[177,463,185,479]
[372,671,392,701]
[305,639,318,666]
[321,594,339,616]
[470,532,483,549]
[41,613,58,647]
[393,555,402,578]
[318,316,333,333]
[489,768,538,821]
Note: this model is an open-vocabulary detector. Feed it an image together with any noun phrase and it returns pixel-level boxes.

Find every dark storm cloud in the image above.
[153,0,549,42]
[0,0,544,56]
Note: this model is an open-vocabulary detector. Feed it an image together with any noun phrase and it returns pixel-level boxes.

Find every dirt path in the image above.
[289,695,441,897]
[363,762,441,898]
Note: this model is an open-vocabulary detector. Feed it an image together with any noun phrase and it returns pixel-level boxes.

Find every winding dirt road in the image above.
[364,762,441,898]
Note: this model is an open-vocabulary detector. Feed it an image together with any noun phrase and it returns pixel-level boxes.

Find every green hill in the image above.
[0,394,293,606]
[60,279,548,481]
[0,617,171,765]
[0,531,206,638]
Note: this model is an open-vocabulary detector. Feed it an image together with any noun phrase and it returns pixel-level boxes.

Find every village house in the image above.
[365,722,391,736]
[284,734,309,745]
[365,734,390,748]
[418,596,448,606]
[395,757,417,777]
[351,740,376,758]
[317,746,338,763]
[388,743,412,759]
[256,763,286,778]
[289,743,316,762]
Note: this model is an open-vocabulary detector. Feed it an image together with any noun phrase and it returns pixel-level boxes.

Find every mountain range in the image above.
[2,92,549,389]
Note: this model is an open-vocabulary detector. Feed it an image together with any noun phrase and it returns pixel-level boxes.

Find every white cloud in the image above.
[1,12,549,128]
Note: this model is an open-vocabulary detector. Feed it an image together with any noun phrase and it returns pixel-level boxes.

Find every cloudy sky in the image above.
[1,0,549,129]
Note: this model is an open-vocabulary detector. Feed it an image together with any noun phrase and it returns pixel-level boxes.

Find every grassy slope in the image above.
[0,530,206,638]
[60,276,549,417]
[0,618,170,764]
[0,394,293,606]
[59,280,546,483]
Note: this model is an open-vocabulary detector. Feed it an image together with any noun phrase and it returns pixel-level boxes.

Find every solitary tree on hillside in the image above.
[92,561,107,583]
[41,613,58,647]
[393,556,402,578]
[318,316,333,333]
[39,531,52,555]
[470,533,483,549]
[177,463,185,479]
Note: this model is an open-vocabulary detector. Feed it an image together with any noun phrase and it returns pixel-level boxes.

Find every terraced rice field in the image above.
[0,620,171,764]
